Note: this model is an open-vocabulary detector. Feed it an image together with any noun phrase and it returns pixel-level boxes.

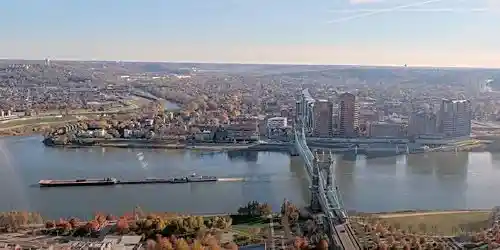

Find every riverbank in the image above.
[42,138,500,156]
[350,209,499,249]
[0,116,83,137]
[43,137,296,152]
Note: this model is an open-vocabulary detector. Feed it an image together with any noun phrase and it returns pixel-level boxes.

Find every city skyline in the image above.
[2,0,500,68]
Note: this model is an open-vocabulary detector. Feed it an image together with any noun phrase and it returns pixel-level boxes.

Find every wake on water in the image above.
[136,152,149,170]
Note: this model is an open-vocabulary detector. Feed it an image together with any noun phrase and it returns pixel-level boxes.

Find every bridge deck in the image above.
[335,224,360,250]
[294,116,361,250]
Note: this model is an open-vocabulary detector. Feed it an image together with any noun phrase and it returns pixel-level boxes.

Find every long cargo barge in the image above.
[39,173,218,188]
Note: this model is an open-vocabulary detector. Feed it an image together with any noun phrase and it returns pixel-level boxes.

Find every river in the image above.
[1,136,500,219]
[164,100,180,111]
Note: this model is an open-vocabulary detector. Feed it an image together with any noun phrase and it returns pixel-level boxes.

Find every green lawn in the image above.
[0,116,79,130]
[361,211,491,236]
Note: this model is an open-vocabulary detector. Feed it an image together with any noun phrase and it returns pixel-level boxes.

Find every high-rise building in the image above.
[304,101,315,134]
[295,100,303,123]
[438,99,472,138]
[408,111,438,136]
[369,122,404,137]
[313,100,334,137]
[300,89,315,134]
[338,93,359,137]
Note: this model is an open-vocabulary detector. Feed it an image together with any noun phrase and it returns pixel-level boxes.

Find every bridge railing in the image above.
[294,121,346,214]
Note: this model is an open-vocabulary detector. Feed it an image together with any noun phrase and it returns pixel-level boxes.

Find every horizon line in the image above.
[1,57,500,70]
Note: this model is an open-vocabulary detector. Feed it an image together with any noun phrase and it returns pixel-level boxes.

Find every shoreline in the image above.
[44,141,261,151]
[3,132,500,153]
[6,208,494,221]
[42,141,500,154]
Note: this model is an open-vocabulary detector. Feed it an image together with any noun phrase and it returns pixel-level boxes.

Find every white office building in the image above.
[267,117,288,130]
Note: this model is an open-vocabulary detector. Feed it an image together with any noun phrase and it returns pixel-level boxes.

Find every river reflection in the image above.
[227,151,259,162]
[3,136,500,218]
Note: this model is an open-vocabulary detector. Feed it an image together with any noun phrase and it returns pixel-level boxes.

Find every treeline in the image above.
[0,211,44,232]
[145,233,238,250]
[42,211,232,239]
[114,214,232,238]
[42,211,239,249]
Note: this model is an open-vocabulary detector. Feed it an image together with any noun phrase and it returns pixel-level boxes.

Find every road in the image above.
[334,224,360,250]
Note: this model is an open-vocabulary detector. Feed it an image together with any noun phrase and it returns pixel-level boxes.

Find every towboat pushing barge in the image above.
[39,173,218,187]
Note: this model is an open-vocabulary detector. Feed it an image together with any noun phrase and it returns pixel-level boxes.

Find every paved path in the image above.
[375,210,490,219]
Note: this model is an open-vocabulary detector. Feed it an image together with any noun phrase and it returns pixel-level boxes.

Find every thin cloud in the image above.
[349,0,386,4]
[328,0,445,23]
[329,8,489,12]
[488,0,500,9]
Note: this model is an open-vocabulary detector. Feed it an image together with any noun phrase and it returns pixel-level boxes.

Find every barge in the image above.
[39,173,218,188]
[39,178,118,187]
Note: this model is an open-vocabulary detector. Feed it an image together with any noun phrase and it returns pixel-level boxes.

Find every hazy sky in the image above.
[1,0,499,67]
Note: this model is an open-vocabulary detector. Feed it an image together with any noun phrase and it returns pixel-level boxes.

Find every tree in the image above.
[85,220,100,233]
[94,212,107,225]
[289,212,299,224]
[191,240,204,250]
[224,242,238,250]
[55,219,71,230]
[316,239,328,250]
[258,203,273,217]
[175,238,190,250]
[116,219,129,234]
[207,101,217,110]
[45,220,55,229]
[155,235,174,250]
[237,206,248,216]
[294,237,309,250]
[68,218,80,228]
[146,239,157,250]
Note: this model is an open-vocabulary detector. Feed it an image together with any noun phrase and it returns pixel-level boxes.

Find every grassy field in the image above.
[361,211,491,236]
[0,116,80,130]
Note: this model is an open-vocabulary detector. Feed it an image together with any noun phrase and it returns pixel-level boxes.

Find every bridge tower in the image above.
[325,151,334,190]
[310,151,321,212]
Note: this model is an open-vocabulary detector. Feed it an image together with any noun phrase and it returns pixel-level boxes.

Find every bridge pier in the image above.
[310,154,322,212]
[325,151,334,189]
[289,145,299,156]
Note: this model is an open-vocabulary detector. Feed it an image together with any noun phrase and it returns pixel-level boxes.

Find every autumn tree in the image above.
[191,240,204,250]
[175,238,190,250]
[45,220,55,229]
[55,218,72,231]
[223,242,238,250]
[257,203,273,217]
[85,220,100,233]
[316,239,328,250]
[293,237,308,250]
[238,201,273,217]
[68,217,80,228]
[281,200,300,224]
[154,234,173,250]
[94,212,107,225]
[116,218,130,234]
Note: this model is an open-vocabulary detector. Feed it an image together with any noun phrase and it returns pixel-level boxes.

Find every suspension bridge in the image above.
[294,91,362,250]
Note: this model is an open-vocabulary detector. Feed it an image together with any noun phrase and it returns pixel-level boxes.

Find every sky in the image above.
[1,0,499,67]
